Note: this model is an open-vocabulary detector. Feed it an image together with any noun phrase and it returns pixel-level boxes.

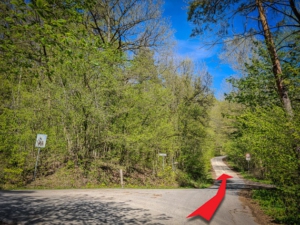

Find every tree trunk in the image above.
[256,0,293,117]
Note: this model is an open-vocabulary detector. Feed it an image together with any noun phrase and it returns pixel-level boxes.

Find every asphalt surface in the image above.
[0,156,258,225]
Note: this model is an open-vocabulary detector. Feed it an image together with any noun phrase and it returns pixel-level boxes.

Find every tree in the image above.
[187,0,300,116]
[86,0,173,52]
[0,0,216,189]
[219,36,260,74]
[221,34,300,224]
[256,0,293,116]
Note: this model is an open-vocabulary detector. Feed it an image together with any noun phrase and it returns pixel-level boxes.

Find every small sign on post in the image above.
[246,153,251,161]
[34,134,47,180]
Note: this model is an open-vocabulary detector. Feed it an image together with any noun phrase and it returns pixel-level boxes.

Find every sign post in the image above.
[171,157,178,171]
[34,134,47,180]
[245,153,251,173]
[158,153,167,170]
[120,169,124,188]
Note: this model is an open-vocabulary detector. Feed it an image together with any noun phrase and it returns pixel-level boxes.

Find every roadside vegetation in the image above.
[187,0,300,224]
[210,36,300,224]
[1,0,299,224]
[226,158,297,224]
[0,0,215,190]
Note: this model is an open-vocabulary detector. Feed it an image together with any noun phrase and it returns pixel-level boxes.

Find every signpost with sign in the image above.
[245,153,250,172]
[34,134,47,180]
[246,153,250,161]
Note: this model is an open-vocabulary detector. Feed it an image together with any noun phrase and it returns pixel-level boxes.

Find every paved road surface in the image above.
[0,156,258,225]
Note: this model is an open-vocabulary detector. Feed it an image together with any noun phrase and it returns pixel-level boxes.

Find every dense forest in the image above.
[0,0,215,189]
[1,0,300,223]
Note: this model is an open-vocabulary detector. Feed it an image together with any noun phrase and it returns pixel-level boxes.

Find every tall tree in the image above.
[86,0,173,52]
[256,0,293,116]
[187,0,300,116]
[222,33,300,224]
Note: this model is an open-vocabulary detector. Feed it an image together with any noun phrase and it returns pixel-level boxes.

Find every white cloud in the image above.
[174,39,218,62]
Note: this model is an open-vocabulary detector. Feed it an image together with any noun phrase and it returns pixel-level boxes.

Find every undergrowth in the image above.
[1,162,213,190]
[226,157,300,225]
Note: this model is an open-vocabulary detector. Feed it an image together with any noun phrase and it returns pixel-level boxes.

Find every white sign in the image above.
[159,153,167,157]
[246,153,251,161]
[35,134,47,148]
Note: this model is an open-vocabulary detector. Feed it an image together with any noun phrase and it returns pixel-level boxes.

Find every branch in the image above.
[89,10,106,43]
[264,1,300,25]
[289,0,300,23]
[275,30,300,49]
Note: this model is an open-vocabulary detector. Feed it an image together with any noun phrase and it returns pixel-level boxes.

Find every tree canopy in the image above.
[0,0,215,189]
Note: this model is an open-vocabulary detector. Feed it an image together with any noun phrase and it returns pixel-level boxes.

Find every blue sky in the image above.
[162,0,236,98]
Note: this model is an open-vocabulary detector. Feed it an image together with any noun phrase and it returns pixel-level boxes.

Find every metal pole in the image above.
[172,157,174,171]
[163,156,165,170]
[34,148,41,180]
[248,160,250,173]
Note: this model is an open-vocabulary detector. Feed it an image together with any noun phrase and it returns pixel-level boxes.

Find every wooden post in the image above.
[120,169,124,188]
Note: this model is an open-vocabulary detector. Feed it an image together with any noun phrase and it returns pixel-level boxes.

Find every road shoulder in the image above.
[221,157,279,225]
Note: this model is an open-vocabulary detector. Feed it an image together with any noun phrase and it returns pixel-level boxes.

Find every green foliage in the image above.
[224,101,300,223]
[0,1,214,190]
[252,189,286,222]
[187,0,300,221]
[252,189,300,224]
[223,37,300,223]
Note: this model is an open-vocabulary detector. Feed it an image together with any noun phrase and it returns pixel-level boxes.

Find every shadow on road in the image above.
[0,191,172,224]
[207,179,276,190]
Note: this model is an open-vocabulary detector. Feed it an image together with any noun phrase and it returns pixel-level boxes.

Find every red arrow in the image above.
[187,174,233,221]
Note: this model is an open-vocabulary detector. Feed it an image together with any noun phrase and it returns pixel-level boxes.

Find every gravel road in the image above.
[0,156,258,225]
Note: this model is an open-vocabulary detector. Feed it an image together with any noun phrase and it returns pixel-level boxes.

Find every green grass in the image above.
[225,159,273,184]
[226,158,299,225]
[1,168,214,190]
[252,189,286,223]
[239,171,273,185]
[251,189,300,225]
